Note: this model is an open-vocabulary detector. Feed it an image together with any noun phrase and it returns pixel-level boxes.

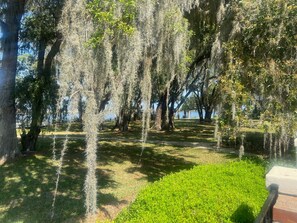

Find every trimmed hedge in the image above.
[116,160,268,223]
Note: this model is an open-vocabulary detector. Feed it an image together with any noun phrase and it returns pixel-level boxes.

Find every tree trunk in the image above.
[168,100,175,131]
[78,94,84,122]
[161,94,168,130]
[21,34,62,151]
[21,40,46,151]
[0,0,25,164]
[132,94,142,121]
[154,93,167,131]
[198,110,203,122]
[154,103,162,131]
[194,96,204,122]
[114,108,130,132]
[204,107,213,122]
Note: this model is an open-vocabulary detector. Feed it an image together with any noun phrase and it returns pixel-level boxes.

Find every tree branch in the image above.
[44,32,62,71]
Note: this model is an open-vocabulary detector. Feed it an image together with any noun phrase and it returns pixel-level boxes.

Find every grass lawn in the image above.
[1,120,250,222]
[116,159,268,223]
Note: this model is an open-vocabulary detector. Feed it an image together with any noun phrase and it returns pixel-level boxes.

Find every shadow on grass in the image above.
[231,203,255,223]
[99,142,196,182]
[129,147,195,182]
[0,139,119,223]
[1,138,197,222]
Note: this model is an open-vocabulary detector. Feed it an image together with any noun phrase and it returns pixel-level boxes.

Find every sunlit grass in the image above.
[116,159,268,223]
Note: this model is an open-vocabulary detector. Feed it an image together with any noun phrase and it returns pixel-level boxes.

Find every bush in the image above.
[116,160,268,223]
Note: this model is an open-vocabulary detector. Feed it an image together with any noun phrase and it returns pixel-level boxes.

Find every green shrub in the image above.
[116,159,267,223]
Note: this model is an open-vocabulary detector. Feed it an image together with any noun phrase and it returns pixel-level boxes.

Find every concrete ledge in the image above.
[266,166,297,196]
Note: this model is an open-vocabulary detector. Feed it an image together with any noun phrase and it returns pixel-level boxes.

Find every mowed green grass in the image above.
[1,120,238,222]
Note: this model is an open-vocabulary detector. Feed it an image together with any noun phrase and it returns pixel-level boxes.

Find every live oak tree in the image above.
[217,0,297,156]
[169,0,238,124]
[20,0,64,151]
